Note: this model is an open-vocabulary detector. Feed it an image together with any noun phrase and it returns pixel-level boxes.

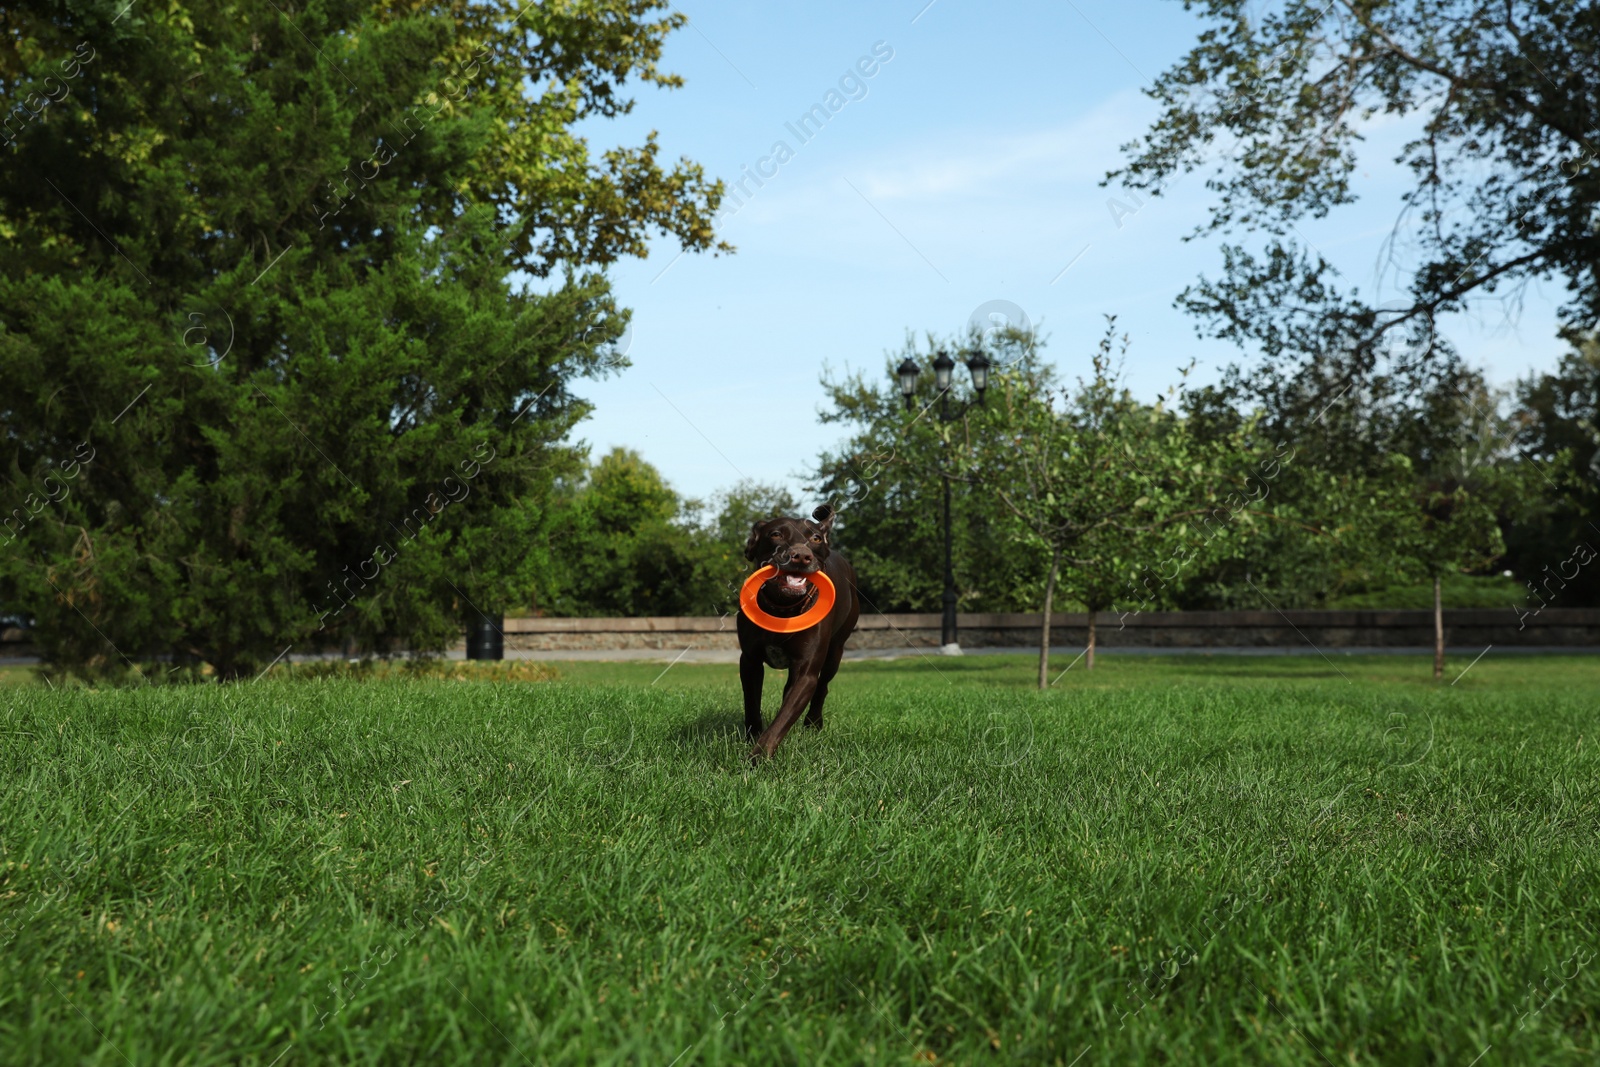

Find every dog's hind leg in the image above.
[805,641,846,729]
[740,651,765,740]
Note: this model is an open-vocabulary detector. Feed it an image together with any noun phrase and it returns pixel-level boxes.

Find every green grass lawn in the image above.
[2,653,1597,1064]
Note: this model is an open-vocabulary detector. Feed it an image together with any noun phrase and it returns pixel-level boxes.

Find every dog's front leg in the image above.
[739,650,766,741]
[750,659,821,762]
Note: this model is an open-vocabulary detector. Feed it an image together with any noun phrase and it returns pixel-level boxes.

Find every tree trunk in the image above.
[1086,610,1097,671]
[1037,548,1060,689]
[1433,574,1444,681]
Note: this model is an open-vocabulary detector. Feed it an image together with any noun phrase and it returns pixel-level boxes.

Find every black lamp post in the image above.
[898,348,990,654]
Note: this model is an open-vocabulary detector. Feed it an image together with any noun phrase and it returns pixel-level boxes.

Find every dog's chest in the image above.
[762,646,792,670]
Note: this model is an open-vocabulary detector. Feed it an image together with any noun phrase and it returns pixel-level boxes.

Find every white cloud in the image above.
[848,92,1157,201]
[738,88,1158,218]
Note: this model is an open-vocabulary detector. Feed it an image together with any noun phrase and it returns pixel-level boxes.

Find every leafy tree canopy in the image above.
[811,329,1054,616]
[1114,0,1600,384]
[0,0,724,678]
[539,449,798,618]
[964,321,1258,678]
[1507,336,1600,603]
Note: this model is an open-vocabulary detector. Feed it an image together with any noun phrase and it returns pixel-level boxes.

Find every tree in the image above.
[1167,324,1549,621]
[966,322,1249,685]
[1112,1,1600,388]
[1392,379,1523,677]
[539,448,685,617]
[1401,478,1505,680]
[538,454,797,618]
[0,0,724,678]
[1508,337,1600,607]
[811,332,1052,618]
[687,479,801,621]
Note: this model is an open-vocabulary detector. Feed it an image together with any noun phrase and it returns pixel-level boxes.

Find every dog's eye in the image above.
[810,536,821,544]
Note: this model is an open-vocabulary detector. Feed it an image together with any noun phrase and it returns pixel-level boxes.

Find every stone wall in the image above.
[7,610,1592,659]
[494,609,1600,651]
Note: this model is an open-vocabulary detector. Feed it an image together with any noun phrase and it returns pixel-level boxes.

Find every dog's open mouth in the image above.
[768,571,812,597]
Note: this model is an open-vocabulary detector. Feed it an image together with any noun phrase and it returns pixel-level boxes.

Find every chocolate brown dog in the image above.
[738,504,860,761]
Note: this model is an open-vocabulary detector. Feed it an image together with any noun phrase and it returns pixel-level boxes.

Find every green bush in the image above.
[1326,574,1523,610]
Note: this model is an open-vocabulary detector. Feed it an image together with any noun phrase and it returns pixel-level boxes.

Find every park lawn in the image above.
[1,654,1596,1065]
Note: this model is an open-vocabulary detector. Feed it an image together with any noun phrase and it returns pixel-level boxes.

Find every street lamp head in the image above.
[965,350,991,396]
[896,357,921,410]
[932,349,956,392]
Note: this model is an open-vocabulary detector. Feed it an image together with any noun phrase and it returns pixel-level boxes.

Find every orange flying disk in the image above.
[739,565,836,633]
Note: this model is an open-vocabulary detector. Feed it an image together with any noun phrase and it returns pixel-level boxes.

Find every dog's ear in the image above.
[743,520,768,562]
[811,504,835,540]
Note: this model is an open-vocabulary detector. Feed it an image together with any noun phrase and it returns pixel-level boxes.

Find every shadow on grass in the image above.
[667,707,747,750]
[839,652,1470,688]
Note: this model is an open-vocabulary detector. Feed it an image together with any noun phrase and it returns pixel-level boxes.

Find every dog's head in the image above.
[744,505,836,602]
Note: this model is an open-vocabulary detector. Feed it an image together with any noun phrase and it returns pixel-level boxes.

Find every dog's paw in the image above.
[747,746,769,766]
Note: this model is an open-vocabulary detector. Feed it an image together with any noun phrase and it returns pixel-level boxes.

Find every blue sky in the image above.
[561,0,1570,504]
